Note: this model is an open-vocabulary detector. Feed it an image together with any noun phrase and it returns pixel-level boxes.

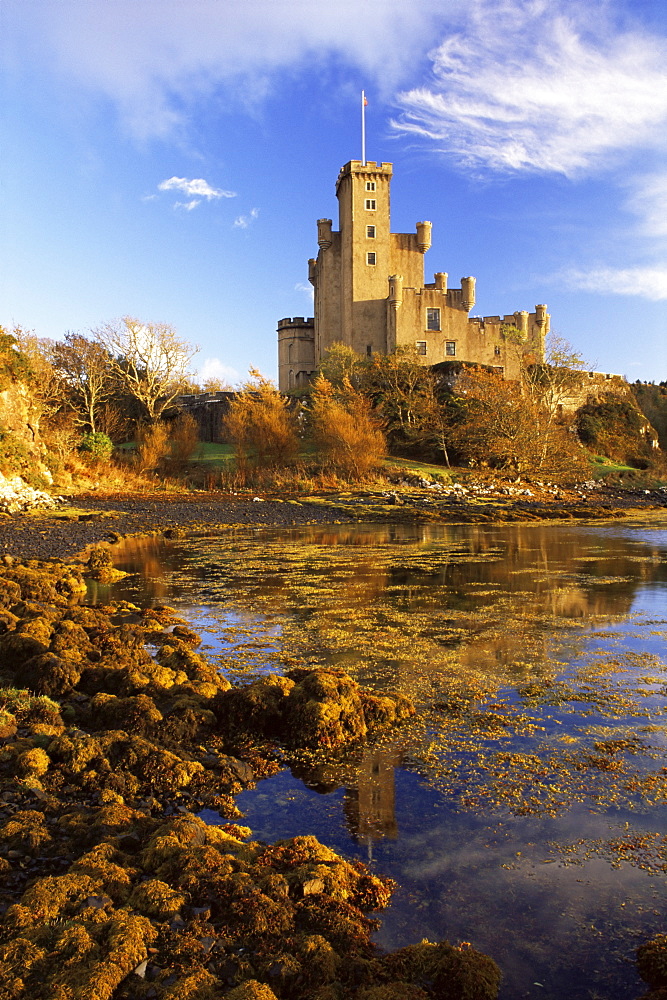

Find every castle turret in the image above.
[416,221,432,253]
[461,276,476,312]
[388,274,403,310]
[317,219,333,250]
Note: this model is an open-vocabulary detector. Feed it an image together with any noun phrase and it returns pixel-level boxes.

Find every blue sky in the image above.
[2,0,666,385]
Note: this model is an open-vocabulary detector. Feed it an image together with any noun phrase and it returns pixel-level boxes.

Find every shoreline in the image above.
[2,482,667,562]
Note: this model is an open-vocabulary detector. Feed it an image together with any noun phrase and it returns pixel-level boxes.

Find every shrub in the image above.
[136,421,171,472]
[168,412,199,465]
[225,370,299,476]
[78,431,114,462]
[309,375,386,479]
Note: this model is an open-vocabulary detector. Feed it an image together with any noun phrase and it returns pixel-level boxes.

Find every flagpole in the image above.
[361,90,366,166]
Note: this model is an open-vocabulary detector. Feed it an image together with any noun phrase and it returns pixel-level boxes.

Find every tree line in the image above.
[1,316,660,485]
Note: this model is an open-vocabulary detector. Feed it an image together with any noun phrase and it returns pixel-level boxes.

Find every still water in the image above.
[91,519,667,1000]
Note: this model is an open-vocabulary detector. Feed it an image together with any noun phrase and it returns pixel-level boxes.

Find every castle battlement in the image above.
[278,159,548,390]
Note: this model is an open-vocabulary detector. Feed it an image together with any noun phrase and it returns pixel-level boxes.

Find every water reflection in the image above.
[98,519,667,1000]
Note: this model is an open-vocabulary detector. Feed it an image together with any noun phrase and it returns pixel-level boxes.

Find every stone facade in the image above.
[278,159,549,391]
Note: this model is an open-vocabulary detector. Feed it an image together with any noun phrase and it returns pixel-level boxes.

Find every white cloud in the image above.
[392,0,667,177]
[295,282,314,301]
[158,177,236,200]
[561,266,667,301]
[233,208,259,229]
[12,0,464,140]
[198,357,240,386]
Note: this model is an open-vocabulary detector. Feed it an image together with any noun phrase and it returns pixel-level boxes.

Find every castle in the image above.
[277,159,550,392]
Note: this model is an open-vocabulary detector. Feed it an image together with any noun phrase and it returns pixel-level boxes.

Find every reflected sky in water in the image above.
[95,518,667,1000]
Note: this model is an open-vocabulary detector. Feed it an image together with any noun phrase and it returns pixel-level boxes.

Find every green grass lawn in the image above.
[191,442,234,464]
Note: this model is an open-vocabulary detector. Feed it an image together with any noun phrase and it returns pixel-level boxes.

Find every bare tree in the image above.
[94,317,199,422]
[520,332,590,468]
[50,333,114,433]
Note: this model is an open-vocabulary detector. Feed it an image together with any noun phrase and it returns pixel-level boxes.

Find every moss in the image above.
[170,625,202,647]
[214,669,413,751]
[297,933,341,985]
[0,687,62,730]
[157,639,230,693]
[9,873,107,923]
[213,674,295,736]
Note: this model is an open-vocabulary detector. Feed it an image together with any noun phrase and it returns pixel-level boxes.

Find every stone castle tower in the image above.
[278,159,549,392]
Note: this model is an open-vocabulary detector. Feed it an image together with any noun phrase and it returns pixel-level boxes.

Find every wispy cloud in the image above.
[15,0,461,140]
[562,266,667,301]
[392,0,667,178]
[295,282,314,301]
[625,173,667,238]
[233,208,259,229]
[158,176,236,210]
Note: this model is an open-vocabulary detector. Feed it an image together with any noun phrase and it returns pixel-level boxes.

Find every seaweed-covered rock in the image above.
[213,674,294,737]
[157,638,231,696]
[21,651,81,697]
[214,668,414,750]
[226,983,279,1000]
[638,933,667,989]
[0,577,21,608]
[0,632,49,670]
[383,940,501,1000]
[90,692,164,734]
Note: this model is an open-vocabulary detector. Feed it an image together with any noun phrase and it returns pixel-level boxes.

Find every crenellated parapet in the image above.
[277,318,316,392]
[278,156,553,387]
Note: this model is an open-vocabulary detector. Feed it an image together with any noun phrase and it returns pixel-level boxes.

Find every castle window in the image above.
[367,252,376,265]
[494,345,501,356]
[416,341,427,356]
[366,181,376,191]
[445,341,456,356]
[365,199,376,210]
[426,307,441,330]
[366,345,372,357]
[366,225,376,238]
